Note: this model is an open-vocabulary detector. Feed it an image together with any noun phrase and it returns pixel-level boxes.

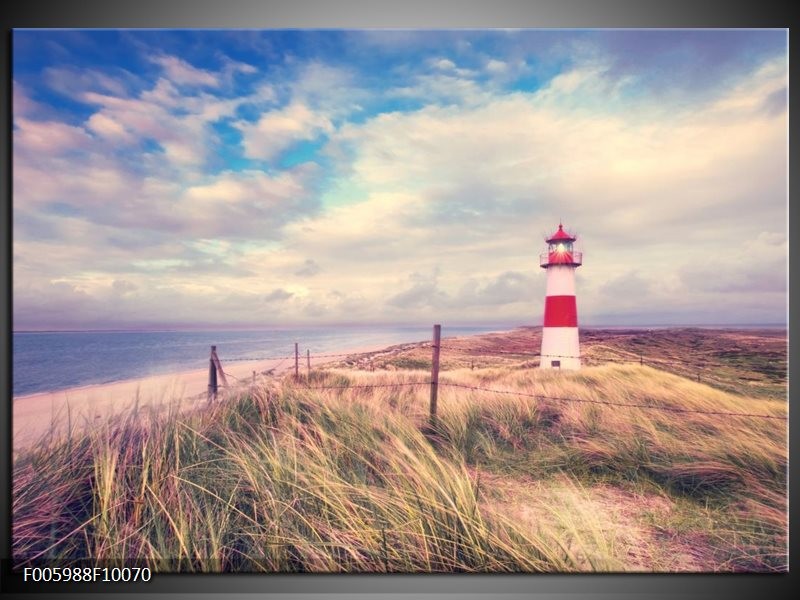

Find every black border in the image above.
[1,1,794,598]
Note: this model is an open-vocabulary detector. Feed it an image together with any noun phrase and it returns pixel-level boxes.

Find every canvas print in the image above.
[12,29,787,573]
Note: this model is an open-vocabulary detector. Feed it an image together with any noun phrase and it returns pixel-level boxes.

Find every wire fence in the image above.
[436,343,717,368]
[223,355,296,362]
[207,327,786,422]
[223,350,390,362]
[218,348,722,370]
[300,381,429,391]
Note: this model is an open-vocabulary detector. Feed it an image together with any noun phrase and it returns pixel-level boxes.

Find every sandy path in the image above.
[12,341,394,454]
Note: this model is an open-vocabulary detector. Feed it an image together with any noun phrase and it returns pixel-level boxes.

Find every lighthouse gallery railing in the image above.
[540,251,582,267]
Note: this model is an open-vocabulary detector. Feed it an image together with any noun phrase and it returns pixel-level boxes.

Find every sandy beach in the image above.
[12,340,400,454]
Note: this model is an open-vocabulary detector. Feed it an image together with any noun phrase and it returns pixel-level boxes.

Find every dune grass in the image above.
[12,362,787,572]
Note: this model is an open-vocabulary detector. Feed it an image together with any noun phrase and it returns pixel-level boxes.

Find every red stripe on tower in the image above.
[539,223,582,370]
[543,296,578,327]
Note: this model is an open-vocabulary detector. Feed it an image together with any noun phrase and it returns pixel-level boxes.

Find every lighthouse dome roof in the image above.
[546,223,576,243]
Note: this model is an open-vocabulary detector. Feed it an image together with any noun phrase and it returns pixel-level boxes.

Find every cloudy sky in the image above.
[13,29,787,330]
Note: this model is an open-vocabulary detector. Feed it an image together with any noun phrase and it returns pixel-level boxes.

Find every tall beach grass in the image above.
[12,363,787,572]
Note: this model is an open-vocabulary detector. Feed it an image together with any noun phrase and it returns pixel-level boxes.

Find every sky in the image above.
[12,29,788,330]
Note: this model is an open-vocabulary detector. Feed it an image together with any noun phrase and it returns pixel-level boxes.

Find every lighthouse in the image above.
[539,223,582,369]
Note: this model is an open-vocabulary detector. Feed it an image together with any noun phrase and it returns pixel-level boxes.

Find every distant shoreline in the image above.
[12,324,513,334]
[12,323,787,334]
[13,324,786,398]
[12,338,404,453]
[12,325,505,398]
[12,339,403,402]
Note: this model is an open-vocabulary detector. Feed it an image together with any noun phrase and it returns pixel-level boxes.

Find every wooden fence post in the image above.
[430,324,441,423]
[208,345,218,402]
[295,342,300,381]
[307,349,311,378]
[211,346,227,387]
[253,370,256,385]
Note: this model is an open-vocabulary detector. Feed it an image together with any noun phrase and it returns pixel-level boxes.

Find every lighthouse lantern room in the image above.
[539,223,582,369]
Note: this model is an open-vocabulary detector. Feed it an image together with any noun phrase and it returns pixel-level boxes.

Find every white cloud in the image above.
[86,112,133,142]
[388,73,489,107]
[485,58,508,74]
[81,77,243,168]
[238,102,334,161]
[150,55,220,88]
[431,58,456,71]
[290,62,354,107]
[139,78,182,108]
[44,66,133,98]
[13,81,46,118]
[220,56,258,76]
[14,117,94,155]
[234,62,364,163]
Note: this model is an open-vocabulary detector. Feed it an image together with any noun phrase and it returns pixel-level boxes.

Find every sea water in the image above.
[12,326,504,397]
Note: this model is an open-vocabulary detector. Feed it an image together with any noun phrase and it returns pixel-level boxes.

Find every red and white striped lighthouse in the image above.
[539,223,582,369]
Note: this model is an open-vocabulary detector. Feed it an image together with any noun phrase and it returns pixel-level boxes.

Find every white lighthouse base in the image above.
[540,327,581,370]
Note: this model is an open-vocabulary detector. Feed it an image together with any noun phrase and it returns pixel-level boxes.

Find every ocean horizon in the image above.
[13,323,786,398]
